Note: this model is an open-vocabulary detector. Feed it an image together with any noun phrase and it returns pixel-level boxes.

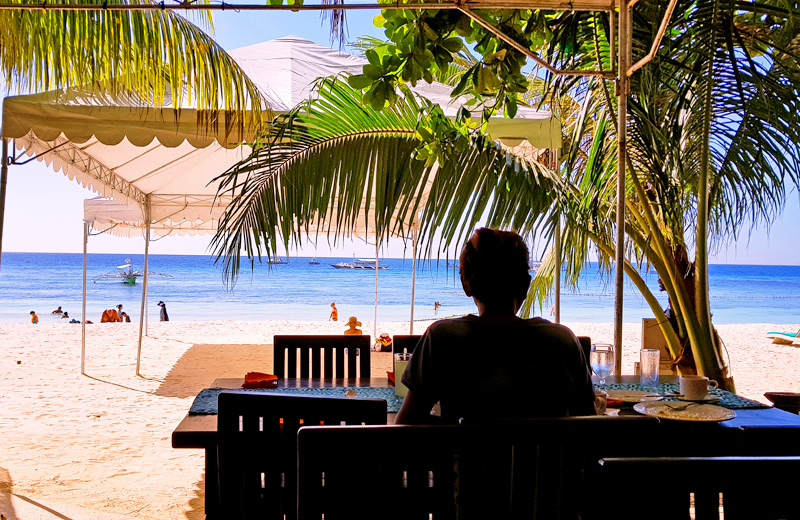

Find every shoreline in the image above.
[1,319,799,519]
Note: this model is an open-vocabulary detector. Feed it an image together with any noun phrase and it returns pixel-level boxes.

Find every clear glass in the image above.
[394,353,412,397]
[640,349,660,390]
[590,345,615,386]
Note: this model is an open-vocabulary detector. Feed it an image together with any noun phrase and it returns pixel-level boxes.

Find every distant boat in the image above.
[269,257,287,265]
[331,256,388,270]
[529,261,542,273]
[308,257,320,265]
[92,259,174,285]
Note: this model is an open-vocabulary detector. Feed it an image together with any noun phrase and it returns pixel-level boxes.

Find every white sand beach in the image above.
[1,319,799,520]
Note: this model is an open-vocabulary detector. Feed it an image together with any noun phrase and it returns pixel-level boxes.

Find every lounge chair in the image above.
[766,329,800,345]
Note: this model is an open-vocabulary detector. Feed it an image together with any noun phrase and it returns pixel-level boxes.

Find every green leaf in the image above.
[347,74,373,90]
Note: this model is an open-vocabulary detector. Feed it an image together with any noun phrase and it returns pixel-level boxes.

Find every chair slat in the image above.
[273,335,371,379]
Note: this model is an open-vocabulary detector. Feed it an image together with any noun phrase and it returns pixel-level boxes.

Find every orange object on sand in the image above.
[101,309,121,323]
[242,372,279,389]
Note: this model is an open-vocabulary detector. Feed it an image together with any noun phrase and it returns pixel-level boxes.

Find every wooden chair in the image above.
[273,335,371,379]
[297,416,660,520]
[598,456,800,520]
[392,334,422,371]
[216,391,387,520]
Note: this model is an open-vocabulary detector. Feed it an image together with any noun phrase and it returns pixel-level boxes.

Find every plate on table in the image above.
[677,395,720,403]
[633,401,736,422]
[606,390,662,405]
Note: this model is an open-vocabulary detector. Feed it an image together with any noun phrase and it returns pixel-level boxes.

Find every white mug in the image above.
[680,375,718,400]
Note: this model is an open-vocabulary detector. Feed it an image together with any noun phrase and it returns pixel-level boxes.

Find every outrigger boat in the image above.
[92,259,174,285]
[331,256,388,270]
[308,257,320,265]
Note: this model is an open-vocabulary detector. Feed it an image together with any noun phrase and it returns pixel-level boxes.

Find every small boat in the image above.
[268,257,287,265]
[331,256,388,270]
[529,261,542,273]
[92,259,174,285]
[308,257,320,265]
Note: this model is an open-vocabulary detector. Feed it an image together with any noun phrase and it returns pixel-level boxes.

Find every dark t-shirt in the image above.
[401,315,596,423]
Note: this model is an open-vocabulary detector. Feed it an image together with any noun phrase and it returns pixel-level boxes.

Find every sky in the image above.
[1,7,799,263]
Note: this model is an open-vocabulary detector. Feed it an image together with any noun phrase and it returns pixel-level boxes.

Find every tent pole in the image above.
[614,0,631,375]
[409,229,418,334]
[374,242,379,340]
[81,220,88,375]
[0,138,8,272]
[136,195,151,377]
[553,148,561,324]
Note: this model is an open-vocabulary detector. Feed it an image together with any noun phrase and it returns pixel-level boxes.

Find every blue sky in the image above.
[2,8,799,263]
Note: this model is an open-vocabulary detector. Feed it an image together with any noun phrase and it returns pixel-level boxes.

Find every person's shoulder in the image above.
[521,318,578,339]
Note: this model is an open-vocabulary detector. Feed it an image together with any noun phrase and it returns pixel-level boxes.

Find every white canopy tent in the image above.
[2,35,562,375]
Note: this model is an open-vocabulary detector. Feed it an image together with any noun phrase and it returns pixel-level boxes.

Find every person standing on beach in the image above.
[158,301,169,322]
[30,311,38,324]
[329,302,338,321]
[396,228,596,424]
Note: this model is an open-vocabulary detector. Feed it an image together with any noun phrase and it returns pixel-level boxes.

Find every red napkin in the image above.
[606,398,626,408]
[387,371,396,385]
[242,372,278,389]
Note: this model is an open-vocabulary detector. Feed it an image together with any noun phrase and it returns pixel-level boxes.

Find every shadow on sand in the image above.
[154,344,273,398]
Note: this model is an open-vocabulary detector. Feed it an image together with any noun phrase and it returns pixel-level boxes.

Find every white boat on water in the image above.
[529,261,542,273]
[308,257,320,265]
[92,259,174,285]
[331,256,388,270]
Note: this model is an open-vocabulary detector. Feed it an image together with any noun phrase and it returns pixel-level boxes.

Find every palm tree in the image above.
[0,0,265,124]
[210,77,561,281]
[526,1,800,388]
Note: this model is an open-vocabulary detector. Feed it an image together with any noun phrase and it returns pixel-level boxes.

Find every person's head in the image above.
[157,301,164,307]
[117,304,123,310]
[30,311,36,315]
[459,228,531,312]
[331,302,336,308]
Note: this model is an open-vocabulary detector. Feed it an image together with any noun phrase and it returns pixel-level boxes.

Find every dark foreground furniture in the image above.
[297,416,660,520]
[599,456,800,520]
[273,335,371,379]
[217,391,386,520]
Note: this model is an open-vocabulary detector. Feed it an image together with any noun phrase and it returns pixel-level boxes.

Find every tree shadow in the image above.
[155,344,273,398]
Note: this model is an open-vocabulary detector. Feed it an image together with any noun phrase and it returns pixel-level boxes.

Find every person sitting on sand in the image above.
[117,304,131,322]
[344,316,363,335]
[52,306,63,314]
[329,302,338,322]
[395,228,596,425]
[101,308,121,323]
[30,311,38,324]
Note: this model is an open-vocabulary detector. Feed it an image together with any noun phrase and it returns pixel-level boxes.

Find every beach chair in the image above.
[273,335,371,379]
[297,416,660,520]
[216,391,387,520]
[599,456,800,520]
[766,329,800,345]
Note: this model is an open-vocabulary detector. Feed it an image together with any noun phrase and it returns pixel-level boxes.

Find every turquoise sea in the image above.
[0,252,798,324]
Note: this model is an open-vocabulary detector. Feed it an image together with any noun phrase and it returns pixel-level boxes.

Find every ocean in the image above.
[1,252,798,325]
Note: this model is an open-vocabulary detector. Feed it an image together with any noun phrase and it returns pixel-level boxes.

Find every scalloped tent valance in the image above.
[2,35,561,233]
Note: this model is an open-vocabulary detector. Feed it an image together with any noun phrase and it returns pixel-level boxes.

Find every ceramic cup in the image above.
[680,375,718,400]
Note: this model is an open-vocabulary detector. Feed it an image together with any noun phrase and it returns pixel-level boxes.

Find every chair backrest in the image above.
[217,391,387,520]
[297,416,660,520]
[392,335,422,371]
[273,335,371,379]
[598,456,800,520]
[576,336,591,368]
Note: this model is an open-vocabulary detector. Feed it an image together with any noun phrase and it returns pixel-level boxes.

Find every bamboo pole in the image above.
[136,195,151,377]
[0,139,8,272]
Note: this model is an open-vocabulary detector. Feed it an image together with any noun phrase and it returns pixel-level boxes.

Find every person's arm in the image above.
[394,390,437,424]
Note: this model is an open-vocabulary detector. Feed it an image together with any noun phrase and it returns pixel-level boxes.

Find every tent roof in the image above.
[3,35,561,235]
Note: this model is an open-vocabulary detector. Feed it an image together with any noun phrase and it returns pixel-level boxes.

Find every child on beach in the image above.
[395,228,596,424]
[30,311,38,324]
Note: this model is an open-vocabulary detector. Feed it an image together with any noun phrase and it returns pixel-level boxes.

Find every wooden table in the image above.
[172,377,395,519]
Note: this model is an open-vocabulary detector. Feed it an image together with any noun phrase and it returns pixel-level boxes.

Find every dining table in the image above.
[173,374,800,519]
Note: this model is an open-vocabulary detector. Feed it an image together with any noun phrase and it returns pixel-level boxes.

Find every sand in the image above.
[1,319,799,520]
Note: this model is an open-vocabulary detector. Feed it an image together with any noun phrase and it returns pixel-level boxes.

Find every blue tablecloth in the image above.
[600,383,769,409]
[190,386,404,414]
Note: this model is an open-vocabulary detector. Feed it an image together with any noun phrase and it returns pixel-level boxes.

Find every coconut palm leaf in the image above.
[0,0,266,127]
[211,76,561,281]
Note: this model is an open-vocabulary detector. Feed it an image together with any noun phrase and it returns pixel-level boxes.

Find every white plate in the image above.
[633,401,736,422]
[606,390,662,403]
[677,395,720,403]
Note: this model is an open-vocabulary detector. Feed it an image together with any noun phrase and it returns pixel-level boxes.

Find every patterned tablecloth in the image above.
[600,383,769,409]
[190,386,404,414]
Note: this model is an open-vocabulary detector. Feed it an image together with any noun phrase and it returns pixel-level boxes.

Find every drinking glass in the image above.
[590,345,615,386]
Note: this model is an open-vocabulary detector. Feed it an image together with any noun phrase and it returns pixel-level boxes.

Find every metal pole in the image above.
[136,195,151,377]
[409,229,418,334]
[374,242,379,340]
[553,148,561,324]
[0,138,8,272]
[81,221,88,375]
[614,0,631,375]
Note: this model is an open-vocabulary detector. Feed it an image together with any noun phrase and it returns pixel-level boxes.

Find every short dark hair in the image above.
[459,228,531,306]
